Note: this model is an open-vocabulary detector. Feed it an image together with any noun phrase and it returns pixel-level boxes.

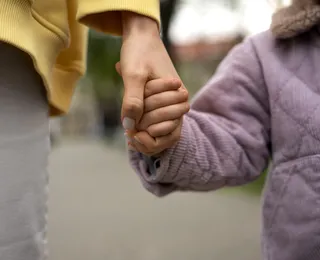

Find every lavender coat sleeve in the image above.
[129,38,271,197]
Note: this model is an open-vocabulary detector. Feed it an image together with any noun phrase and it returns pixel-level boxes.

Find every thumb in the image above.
[121,69,147,130]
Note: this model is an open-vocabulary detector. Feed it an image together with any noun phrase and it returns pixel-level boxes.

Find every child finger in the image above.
[115,62,122,76]
[127,143,137,152]
[144,78,181,98]
[126,132,152,154]
[138,103,189,130]
[129,141,154,155]
[144,89,189,113]
[131,132,160,155]
[147,119,180,137]
[133,128,180,155]
[152,124,182,150]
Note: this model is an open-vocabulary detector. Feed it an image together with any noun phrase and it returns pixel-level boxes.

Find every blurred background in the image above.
[48,1,290,259]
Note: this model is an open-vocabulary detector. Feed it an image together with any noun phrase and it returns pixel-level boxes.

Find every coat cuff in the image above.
[129,120,193,196]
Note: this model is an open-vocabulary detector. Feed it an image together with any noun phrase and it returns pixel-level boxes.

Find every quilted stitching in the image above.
[130,29,320,260]
[271,54,320,164]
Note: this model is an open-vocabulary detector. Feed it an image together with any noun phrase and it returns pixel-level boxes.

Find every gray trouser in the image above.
[0,43,49,259]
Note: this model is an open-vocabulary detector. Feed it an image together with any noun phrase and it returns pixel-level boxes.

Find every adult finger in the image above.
[144,78,181,98]
[144,89,188,112]
[121,66,148,130]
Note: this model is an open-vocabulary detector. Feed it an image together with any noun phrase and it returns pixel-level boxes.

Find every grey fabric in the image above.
[0,42,49,260]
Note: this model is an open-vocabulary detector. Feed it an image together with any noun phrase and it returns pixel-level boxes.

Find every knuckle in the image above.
[171,78,181,86]
[181,90,189,101]
[185,103,190,112]
[179,102,190,114]
[177,106,187,117]
[124,69,147,81]
[144,79,158,97]
[123,97,143,115]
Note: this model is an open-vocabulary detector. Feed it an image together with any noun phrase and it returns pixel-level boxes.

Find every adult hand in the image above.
[118,11,184,130]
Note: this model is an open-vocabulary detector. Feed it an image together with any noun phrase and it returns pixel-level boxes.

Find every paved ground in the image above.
[48,139,262,260]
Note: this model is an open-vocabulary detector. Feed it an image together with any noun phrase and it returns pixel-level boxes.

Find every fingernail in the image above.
[122,117,135,130]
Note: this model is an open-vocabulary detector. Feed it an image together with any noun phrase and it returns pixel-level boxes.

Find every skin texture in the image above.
[127,78,189,156]
[119,12,189,155]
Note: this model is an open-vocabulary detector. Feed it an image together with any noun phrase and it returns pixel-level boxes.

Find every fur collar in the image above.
[271,0,320,38]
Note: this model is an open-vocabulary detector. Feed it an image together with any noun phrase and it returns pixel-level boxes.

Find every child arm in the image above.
[130,38,271,196]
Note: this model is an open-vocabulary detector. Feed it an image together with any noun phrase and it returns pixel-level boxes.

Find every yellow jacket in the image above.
[0,0,159,115]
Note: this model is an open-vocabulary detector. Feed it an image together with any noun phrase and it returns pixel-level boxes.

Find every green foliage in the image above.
[226,170,268,196]
[86,30,123,100]
[240,170,267,195]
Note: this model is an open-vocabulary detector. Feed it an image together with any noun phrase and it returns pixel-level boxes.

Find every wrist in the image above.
[121,11,160,40]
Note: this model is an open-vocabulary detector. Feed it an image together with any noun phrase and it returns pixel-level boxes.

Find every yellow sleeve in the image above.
[76,0,160,35]
[50,0,88,115]
[55,0,88,74]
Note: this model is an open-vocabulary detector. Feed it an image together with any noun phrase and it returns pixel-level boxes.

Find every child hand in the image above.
[126,78,189,156]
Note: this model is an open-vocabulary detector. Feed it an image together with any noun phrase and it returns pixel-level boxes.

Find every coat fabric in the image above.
[0,0,160,115]
[271,0,320,38]
[129,15,320,260]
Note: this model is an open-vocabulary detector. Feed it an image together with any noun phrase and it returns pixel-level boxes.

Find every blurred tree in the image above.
[86,30,122,99]
[86,30,123,140]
